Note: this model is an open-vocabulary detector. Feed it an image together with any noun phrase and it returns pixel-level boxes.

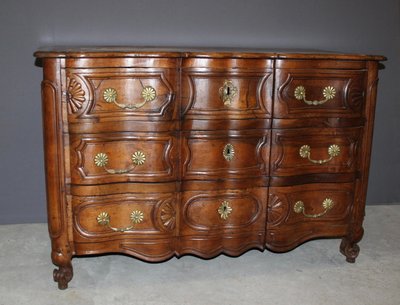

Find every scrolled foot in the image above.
[53,264,73,290]
[340,238,360,263]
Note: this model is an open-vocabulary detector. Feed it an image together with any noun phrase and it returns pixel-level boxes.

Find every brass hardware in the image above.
[218,201,233,220]
[94,151,146,174]
[219,80,238,106]
[131,151,146,165]
[223,143,235,161]
[94,152,109,167]
[102,86,157,109]
[141,86,157,102]
[299,144,340,164]
[96,210,144,232]
[103,88,117,103]
[294,85,336,105]
[293,198,334,218]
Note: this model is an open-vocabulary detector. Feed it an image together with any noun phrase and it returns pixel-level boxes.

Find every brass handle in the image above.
[219,80,238,106]
[96,210,144,232]
[293,198,334,218]
[103,85,157,109]
[299,144,340,164]
[294,85,336,105]
[94,151,146,174]
[223,143,235,161]
[218,200,232,220]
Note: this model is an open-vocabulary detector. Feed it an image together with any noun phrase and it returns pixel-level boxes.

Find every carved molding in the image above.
[70,70,175,120]
[181,71,272,118]
[72,134,175,183]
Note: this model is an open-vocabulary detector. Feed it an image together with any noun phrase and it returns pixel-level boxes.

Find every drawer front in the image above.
[182,58,273,120]
[181,188,267,235]
[73,193,177,241]
[266,183,354,251]
[65,67,178,125]
[271,127,362,177]
[274,68,366,119]
[182,130,270,180]
[70,133,178,184]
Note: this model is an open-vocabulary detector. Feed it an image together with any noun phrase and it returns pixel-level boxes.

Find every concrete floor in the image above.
[0,205,399,305]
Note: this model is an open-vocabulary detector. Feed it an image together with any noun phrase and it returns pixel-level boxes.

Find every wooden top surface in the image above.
[34,46,386,61]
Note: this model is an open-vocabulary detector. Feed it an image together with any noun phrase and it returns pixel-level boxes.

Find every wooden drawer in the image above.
[266,183,354,252]
[73,193,177,240]
[274,63,367,119]
[182,129,270,180]
[181,58,273,121]
[65,67,179,131]
[180,188,267,235]
[179,188,266,256]
[270,127,362,177]
[72,193,177,261]
[70,132,178,184]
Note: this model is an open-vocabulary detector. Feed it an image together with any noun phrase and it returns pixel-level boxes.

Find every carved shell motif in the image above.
[267,194,289,226]
[160,201,176,230]
[66,78,85,113]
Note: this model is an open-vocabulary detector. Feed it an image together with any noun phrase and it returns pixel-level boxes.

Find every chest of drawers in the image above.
[35,48,385,289]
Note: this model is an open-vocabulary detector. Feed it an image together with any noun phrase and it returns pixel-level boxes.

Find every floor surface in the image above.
[0,205,399,305]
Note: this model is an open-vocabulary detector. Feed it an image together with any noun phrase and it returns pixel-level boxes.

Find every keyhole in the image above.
[226,86,230,96]
[226,147,231,155]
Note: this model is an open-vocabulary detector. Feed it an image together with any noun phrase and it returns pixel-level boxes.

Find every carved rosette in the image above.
[267,194,289,227]
[66,78,85,113]
[159,201,176,231]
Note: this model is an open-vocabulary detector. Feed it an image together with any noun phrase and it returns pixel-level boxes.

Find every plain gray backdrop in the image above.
[0,0,399,224]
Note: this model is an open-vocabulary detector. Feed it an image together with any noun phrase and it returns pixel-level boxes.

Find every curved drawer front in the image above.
[181,188,267,234]
[266,183,354,251]
[182,58,273,120]
[73,193,177,240]
[182,130,270,180]
[271,127,362,177]
[70,133,178,184]
[65,67,178,125]
[274,67,366,119]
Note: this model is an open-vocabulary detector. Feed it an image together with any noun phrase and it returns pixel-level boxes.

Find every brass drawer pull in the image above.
[94,151,146,174]
[218,200,233,220]
[294,85,336,105]
[299,144,340,164]
[293,198,334,218]
[223,143,235,161]
[103,85,157,110]
[219,80,238,106]
[96,210,144,232]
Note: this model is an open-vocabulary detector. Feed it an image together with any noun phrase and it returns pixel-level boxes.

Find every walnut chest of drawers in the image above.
[34,47,385,289]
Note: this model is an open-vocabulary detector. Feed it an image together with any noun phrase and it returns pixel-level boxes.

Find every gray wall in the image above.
[1,0,399,224]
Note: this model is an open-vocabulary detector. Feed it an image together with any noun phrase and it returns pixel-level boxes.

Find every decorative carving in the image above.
[66,78,85,113]
[340,226,364,263]
[267,194,289,226]
[53,264,73,290]
[160,201,176,230]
